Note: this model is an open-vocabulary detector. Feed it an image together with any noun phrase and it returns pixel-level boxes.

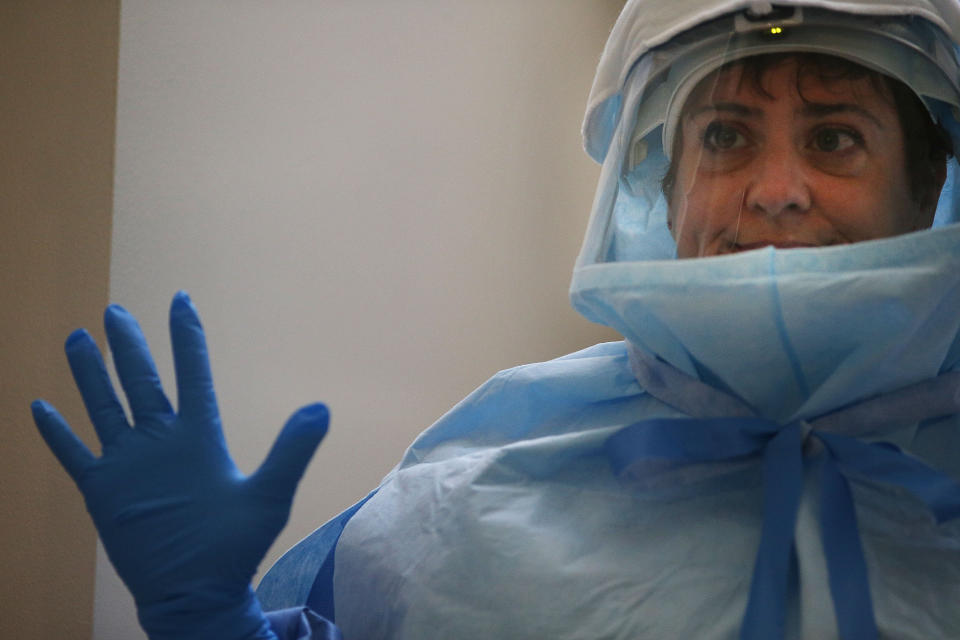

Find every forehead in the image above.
[684,55,896,110]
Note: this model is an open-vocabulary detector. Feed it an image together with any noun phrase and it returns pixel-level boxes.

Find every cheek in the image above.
[875,183,923,236]
[880,162,926,234]
[671,175,742,234]
[670,191,741,258]
[818,171,916,240]
[841,135,919,238]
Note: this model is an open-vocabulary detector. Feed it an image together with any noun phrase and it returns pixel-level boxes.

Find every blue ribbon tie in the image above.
[604,417,960,640]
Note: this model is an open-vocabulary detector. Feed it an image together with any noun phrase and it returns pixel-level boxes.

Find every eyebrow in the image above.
[799,103,885,129]
[685,101,886,129]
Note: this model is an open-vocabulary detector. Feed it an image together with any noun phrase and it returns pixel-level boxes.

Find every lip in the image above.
[730,241,820,253]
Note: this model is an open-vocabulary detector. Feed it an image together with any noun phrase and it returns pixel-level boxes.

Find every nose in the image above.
[744,146,811,216]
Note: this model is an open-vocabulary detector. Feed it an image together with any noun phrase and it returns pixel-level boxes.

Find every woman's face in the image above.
[667,57,935,258]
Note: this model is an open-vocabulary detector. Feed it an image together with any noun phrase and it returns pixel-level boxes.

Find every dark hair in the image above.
[660,53,953,214]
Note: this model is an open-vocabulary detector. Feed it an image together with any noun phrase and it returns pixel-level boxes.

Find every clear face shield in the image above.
[576,6,960,266]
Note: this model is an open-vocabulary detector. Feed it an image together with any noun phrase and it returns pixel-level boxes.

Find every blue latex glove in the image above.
[31,291,329,640]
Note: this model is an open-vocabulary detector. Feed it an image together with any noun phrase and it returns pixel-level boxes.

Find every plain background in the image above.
[3,2,626,638]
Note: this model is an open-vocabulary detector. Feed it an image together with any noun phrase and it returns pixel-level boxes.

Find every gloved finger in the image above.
[168,291,218,422]
[105,305,174,425]
[250,403,329,499]
[66,328,131,446]
[32,399,96,483]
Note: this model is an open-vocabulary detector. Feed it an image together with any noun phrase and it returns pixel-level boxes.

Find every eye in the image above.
[811,127,861,152]
[703,122,747,151]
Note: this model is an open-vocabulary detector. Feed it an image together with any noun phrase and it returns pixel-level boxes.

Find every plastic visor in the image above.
[574,6,960,265]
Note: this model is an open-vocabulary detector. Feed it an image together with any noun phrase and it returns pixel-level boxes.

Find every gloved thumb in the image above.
[250,403,329,499]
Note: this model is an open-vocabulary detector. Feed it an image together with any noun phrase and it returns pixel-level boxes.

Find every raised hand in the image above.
[31,291,329,640]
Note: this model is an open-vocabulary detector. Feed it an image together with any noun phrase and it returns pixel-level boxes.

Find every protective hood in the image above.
[570,0,960,422]
[583,0,960,164]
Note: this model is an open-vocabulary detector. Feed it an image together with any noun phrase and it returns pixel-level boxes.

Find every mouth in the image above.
[729,240,820,253]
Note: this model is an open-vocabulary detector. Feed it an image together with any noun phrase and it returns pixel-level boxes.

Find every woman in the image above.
[33,1,960,638]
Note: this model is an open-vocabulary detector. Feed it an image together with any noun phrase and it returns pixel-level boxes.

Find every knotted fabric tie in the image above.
[611,344,960,640]
[605,417,960,640]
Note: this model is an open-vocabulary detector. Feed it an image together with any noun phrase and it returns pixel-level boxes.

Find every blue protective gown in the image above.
[258,0,960,632]
[264,608,342,640]
[258,225,960,639]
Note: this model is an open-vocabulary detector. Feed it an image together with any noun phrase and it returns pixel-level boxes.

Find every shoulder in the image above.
[396,340,649,468]
[457,340,636,412]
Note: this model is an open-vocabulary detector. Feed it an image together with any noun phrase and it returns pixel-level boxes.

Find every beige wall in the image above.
[0,2,119,638]
[98,1,622,636]
[0,2,623,638]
